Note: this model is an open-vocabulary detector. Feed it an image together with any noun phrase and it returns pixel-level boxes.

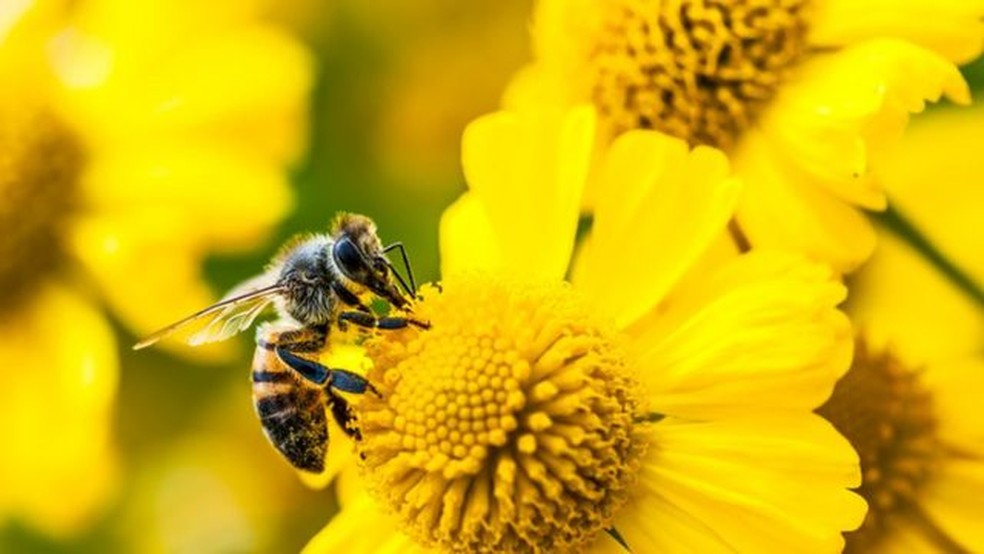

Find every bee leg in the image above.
[327,393,362,440]
[328,368,379,397]
[275,346,330,386]
[338,310,430,331]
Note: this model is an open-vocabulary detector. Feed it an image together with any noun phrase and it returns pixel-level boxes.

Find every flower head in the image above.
[307,106,865,552]
[513,0,982,271]
[817,105,984,552]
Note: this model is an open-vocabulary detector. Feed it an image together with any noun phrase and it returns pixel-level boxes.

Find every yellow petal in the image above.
[631,251,852,419]
[596,491,735,553]
[849,231,984,363]
[457,106,595,280]
[439,192,502,277]
[753,38,968,210]
[573,131,740,329]
[874,518,949,554]
[0,283,118,536]
[54,24,313,165]
[80,139,293,251]
[920,459,984,551]
[734,127,878,273]
[623,416,865,552]
[809,0,984,64]
[921,357,984,459]
[303,493,428,554]
[70,215,237,362]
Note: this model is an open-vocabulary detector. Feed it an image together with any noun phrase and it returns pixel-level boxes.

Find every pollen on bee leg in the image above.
[354,275,649,553]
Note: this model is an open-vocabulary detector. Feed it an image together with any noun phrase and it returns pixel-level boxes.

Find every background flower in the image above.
[512,0,984,272]
[819,103,984,551]
[0,0,310,545]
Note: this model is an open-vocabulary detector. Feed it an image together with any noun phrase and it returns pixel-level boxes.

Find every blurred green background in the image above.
[3,0,983,552]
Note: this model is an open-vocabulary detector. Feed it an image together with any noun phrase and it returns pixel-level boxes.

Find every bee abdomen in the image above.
[254,388,328,473]
[251,369,293,384]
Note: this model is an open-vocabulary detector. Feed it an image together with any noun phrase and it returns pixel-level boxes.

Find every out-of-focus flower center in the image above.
[0,102,83,312]
[356,275,648,553]
[588,0,809,149]
[817,340,940,552]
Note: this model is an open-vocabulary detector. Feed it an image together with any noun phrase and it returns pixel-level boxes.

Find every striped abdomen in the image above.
[251,342,328,473]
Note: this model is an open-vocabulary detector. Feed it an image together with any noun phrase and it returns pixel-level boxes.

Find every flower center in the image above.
[355,275,647,553]
[817,340,940,552]
[0,101,83,312]
[588,0,809,149]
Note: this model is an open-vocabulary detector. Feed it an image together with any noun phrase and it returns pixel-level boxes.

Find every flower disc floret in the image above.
[356,275,648,553]
[588,0,809,149]
[0,104,82,308]
[818,341,941,551]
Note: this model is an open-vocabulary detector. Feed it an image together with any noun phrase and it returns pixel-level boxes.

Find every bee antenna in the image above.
[383,242,417,297]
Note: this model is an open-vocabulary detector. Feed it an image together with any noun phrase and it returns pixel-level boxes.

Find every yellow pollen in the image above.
[817,340,941,553]
[587,0,809,149]
[356,275,647,553]
[0,101,84,312]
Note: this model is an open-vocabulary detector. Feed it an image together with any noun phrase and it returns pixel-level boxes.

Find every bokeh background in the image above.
[1,0,981,552]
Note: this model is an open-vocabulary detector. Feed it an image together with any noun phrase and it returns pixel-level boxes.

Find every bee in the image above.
[134,213,427,474]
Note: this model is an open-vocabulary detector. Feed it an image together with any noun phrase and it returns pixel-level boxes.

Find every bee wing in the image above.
[133,272,282,350]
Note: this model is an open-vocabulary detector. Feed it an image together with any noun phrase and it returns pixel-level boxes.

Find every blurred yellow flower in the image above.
[0,0,310,535]
[817,105,984,551]
[305,107,865,552]
[511,0,983,272]
[121,388,326,554]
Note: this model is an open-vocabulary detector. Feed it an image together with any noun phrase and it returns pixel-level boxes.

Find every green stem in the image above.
[871,203,984,308]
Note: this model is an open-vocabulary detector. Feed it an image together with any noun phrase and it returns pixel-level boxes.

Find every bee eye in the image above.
[334,238,367,277]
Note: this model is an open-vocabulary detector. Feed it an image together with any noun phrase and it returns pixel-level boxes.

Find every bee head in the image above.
[331,213,411,310]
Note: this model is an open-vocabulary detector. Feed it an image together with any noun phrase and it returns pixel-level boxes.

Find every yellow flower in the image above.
[511,0,982,272]
[817,104,984,551]
[0,0,310,535]
[305,107,865,552]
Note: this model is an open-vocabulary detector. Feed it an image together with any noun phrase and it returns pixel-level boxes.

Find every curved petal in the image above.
[920,459,984,551]
[80,139,293,251]
[439,192,502,277]
[733,129,878,273]
[849,231,984,364]
[70,214,238,362]
[457,106,595,280]
[617,416,865,553]
[923,357,984,459]
[303,493,427,554]
[808,0,984,64]
[573,131,740,330]
[0,283,118,536]
[754,38,969,210]
[631,251,852,419]
[53,9,312,164]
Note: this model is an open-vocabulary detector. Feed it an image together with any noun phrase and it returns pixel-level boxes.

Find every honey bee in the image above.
[135,213,427,474]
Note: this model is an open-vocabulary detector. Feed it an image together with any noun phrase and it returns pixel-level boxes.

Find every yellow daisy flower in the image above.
[818,104,984,551]
[305,106,865,552]
[510,0,982,272]
[0,0,310,534]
